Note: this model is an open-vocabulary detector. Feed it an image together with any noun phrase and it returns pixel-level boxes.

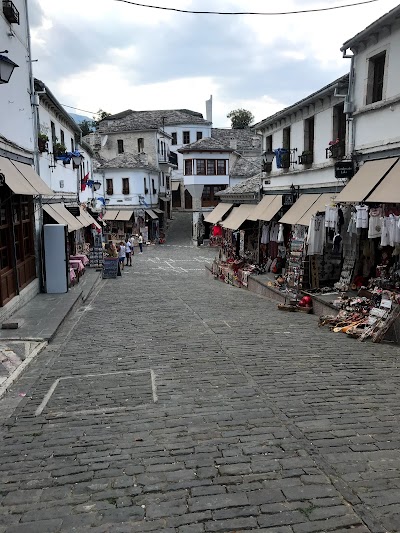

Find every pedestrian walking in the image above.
[125,238,132,266]
[129,234,135,257]
[117,241,126,270]
[138,233,143,254]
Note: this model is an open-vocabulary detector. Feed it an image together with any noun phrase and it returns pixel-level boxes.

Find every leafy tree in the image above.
[79,119,93,137]
[227,108,254,129]
[92,109,112,129]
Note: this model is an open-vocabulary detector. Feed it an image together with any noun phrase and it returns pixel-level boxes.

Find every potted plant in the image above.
[53,142,67,158]
[38,133,49,153]
[327,138,343,159]
[299,150,313,165]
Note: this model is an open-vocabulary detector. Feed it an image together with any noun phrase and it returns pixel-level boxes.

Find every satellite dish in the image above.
[101,135,108,147]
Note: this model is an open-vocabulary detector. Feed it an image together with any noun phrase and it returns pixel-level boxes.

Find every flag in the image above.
[80,172,89,192]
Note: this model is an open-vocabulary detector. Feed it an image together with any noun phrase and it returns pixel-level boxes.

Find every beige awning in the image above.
[145,209,158,220]
[254,195,283,222]
[103,210,120,221]
[221,204,256,230]
[335,158,398,203]
[153,208,164,215]
[249,195,275,221]
[279,194,320,225]
[204,202,233,224]
[366,159,400,203]
[171,181,180,191]
[297,193,334,226]
[116,210,133,221]
[77,209,102,230]
[43,203,83,232]
[13,160,53,195]
[0,156,38,195]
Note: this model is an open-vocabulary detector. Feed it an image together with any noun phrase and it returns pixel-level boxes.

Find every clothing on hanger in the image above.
[307,214,325,255]
[355,205,369,229]
[368,207,382,239]
[277,224,284,243]
[325,205,338,229]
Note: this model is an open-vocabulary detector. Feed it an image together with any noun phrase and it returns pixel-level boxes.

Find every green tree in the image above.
[227,108,254,129]
[92,109,112,129]
[79,119,93,137]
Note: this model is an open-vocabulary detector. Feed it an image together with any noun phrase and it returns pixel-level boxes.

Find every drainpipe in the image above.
[342,49,356,162]
[25,0,45,292]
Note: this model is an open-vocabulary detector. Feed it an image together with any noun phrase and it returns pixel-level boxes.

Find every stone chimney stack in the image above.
[206,95,213,124]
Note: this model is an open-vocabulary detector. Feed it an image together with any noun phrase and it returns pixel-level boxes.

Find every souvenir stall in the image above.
[252,195,285,274]
[211,204,259,288]
[103,209,135,243]
[203,203,234,247]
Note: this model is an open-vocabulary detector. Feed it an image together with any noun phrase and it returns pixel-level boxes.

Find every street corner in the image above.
[0,341,47,400]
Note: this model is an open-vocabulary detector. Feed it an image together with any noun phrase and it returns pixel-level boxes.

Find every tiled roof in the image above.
[230,155,261,179]
[99,109,210,133]
[218,174,261,196]
[97,153,159,173]
[178,137,233,153]
[211,128,261,152]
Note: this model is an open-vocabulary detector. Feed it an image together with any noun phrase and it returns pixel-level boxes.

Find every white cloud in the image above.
[32,0,400,126]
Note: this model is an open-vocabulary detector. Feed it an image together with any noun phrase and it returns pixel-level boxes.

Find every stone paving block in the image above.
[6,519,63,533]
[189,492,248,512]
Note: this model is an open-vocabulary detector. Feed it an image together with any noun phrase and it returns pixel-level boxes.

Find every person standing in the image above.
[138,233,143,254]
[118,241,126,270]
[129,234,135,257]
[125,238,132,266]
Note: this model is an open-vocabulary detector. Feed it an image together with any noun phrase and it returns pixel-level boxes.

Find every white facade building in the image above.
[254,75,349,194]
[341,4,400,163]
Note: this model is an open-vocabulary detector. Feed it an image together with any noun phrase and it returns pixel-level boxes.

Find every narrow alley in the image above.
[0,214,400,533]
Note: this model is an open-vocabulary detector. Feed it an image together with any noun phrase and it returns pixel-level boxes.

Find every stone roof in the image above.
[178,137,233,153]
[99,109,210,133]
[217,174,261,196]
[97,153,159,173]
[211,128,261,152]
[230,155,261,179]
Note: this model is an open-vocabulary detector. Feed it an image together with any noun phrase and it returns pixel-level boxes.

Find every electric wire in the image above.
[113,0,381,16]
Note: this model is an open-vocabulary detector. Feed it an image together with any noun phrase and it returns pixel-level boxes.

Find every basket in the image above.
[296,305,313,313]
[278,304,297,312]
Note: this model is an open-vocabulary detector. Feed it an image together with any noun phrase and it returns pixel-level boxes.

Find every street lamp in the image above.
[262,150,275,173]
[72,153,84,166]
[92,181,101,191]
[0,51,18,84]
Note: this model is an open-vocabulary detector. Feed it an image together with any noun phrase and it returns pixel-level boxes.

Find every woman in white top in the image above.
[118,242,126,270]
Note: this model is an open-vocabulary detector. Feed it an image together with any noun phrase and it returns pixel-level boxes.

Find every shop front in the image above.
[103,209,135,243]
[0,155,54,308]
[145,209,160,241]
[203,202,233,247]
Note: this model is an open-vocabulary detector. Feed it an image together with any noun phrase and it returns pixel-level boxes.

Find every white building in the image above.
[254,75,349,195]
[341,4,400,164]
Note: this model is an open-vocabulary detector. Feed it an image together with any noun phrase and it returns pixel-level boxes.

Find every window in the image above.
[217,160,227,175]
[106,179,114,195]
[184,159,193,175]
[152,179,156,195]
[166,176,170,189]
[50,121,56,145]
[282,126,290,150]
[196,159,206,175]
[183,131,190,144]
[367,51,386,104]
[304,116,314,153]
[143,177,149,194]
[117,140,124,154]
[60,129,65,147]
[71,138,74,152]
[171,132,177,145]
[138,138,144,152]
[196,131,203,141]
[265,135,272,152]
[122,178,129,195]
[333,103,346,145]
[207,160,216,175]
[162,172,165,187]
[201,185,226,207]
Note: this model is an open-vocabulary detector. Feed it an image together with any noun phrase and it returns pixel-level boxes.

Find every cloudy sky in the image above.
[30,0,399,127]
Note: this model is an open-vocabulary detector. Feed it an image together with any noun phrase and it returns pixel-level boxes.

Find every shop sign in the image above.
[283,194,295,206]
[102,257,120,279]
[335,161,354,180]
[66,205,80,216]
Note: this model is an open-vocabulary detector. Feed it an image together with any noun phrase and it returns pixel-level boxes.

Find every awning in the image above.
[77,209,102,230]
[253,195,283,222]
[366,159,400,203]
[145,209,158,220]
[43,203,83,232]
[103,210,120,221]
[153,208,164,215]
[221,204,257,230]
[13,160,53,195]
[204,202,233,224]
[171,182,180,191]
[279,194,320,225]
[297,193,334,226]
[335,158,398,203]
[159,196,168,202]
[115,210,133,221]
[0,156,54,196]
[249,195,275,221]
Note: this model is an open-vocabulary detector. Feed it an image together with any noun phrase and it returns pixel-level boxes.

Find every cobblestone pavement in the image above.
[1,212,400,532]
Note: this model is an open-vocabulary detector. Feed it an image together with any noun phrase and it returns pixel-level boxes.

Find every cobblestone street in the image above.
[1,213,400,532]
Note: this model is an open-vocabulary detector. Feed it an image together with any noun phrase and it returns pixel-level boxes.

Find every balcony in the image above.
[298,151,313,165]
[326,140,345,160]
[3,1,19,24]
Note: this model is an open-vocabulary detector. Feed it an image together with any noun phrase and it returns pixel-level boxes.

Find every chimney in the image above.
[137,152,148,165]
[229,138,237,150]
[206,95,213,124]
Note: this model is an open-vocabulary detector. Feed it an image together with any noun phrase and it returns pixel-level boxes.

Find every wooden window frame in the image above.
[216,160,227,175]
[184,159,193,176]
[206,160,216,175]
[366,51,386,104]
[196,159,206,175]
[196,131,203,141]
[171,132,177,145]
[106,178,114,195]
[183,131,190,144]
[122,178,130,195]
[117,140,124,154]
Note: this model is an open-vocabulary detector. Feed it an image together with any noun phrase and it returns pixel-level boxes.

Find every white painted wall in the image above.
[181,150,230,186]
[0,0,34,151]
[350,21,400,155]
[99,168,160,208]
[164,124,212,182]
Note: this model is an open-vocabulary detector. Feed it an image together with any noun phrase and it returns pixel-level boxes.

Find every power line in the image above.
[61,103,97,116]
[113,0,380,16]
